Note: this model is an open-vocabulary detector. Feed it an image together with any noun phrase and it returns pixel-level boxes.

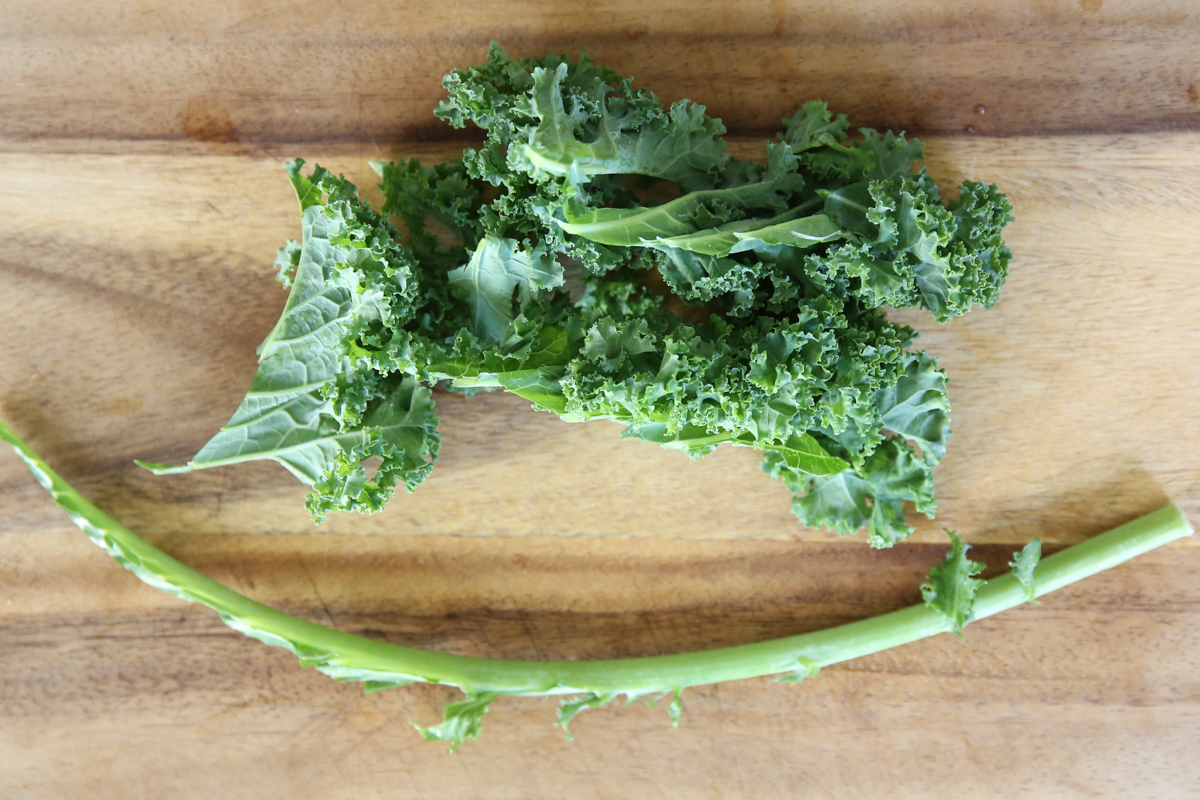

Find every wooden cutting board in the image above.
[2,1,1199,797]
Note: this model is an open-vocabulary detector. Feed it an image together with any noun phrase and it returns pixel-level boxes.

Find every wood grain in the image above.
[2,0,1199,142]
[3,520,1198,799]
[3,1,1200,797]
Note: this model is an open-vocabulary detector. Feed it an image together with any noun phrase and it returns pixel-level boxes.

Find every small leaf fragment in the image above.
[775,656,821,683]
[921,531,986,635]
[556,692,617,739]
[413,692,500,753]
[667,689,684,728]
[1010,538,1042,603]
[643,688,684,725]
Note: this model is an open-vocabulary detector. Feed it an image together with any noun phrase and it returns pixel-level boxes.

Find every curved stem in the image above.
[2,419,1192,699]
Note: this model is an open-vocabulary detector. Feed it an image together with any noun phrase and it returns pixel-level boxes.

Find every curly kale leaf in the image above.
[819,173,1015,320]
[776,437,935,548]
[512,60,728,192]
[140,161,438,522]
[555,142,810,248]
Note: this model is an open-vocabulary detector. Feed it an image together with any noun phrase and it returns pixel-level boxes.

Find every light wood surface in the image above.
[3,2,1200,797]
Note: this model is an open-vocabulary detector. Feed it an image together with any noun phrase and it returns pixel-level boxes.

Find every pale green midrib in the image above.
[426,355,566,384]
[749,205,822,233]
[830,193,870,213]
[242,381,330,399]
[519,145,573,178]
[654,430,735,448]
[139,430,363,474]
[654,202,821,247]
[4,419,1191,699]
[564,184,799,239]
[639,427,840,467]
[527,134,747,196]
[437,367,842,466]
[144,416,423,474]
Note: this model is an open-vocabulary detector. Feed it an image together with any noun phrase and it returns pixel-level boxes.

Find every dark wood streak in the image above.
[2,15,1198,145]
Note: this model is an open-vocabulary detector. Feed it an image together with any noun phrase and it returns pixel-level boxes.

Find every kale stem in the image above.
[3,419,1192,700]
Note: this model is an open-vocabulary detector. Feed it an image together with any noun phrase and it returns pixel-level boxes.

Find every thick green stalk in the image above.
[2,419,1192,699]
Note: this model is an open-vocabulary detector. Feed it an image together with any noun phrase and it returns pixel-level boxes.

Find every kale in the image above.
[140,44,1014,546]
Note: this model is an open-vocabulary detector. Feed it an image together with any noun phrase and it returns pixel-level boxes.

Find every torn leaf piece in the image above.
[774,656,821,683]
[556,692,618,739]
[413,692,500,753]
[304,377,441,522]
[921,531,986,635]
[875,351,951,466]
[668,689,684,727]
[139,162,410,480]
[780,100,852,152]
[1010,539,1042,603]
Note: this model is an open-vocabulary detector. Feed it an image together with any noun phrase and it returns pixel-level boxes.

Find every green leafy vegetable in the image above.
[3,421,1191,749]
[139,44,1016,547]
